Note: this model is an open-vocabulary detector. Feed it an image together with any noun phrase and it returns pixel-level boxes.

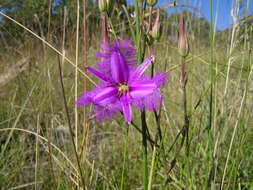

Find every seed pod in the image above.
[147,0,158,7]
[178,12,189,57]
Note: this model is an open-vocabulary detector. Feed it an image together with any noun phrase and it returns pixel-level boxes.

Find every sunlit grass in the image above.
[0,1,253,189]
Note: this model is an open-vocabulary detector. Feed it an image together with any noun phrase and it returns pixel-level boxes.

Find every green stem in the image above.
[120,127,129,190]
[209,0,214,131]
[141,111,149,190]
[134,1,148,189]
[134,0,142,63]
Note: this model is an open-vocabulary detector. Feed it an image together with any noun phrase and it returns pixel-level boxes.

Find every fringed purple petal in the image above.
[133,90,163,111]
[76,88,98,106]
[96,40,137,75]
[120,95,132,122]
[93,87,117,103]
[129,80,157,99]
[94,103,121,122]
[129,56,154,82]
[152,72,168,87]
[111,52,129,83]
[87,67,112,82]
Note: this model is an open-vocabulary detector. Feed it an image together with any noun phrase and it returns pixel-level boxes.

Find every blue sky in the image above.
[160,0,253,30]
[129,0,253,30]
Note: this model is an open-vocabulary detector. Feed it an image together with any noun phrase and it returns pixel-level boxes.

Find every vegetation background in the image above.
[0,0,252,189]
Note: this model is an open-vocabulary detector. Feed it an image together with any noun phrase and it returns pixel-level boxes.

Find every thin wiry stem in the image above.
[57,55,85,188]
[208,0,214,131]
[141,111,149,190]
[35,115,40,190]
[130,121,156,147]
[181,57,190,155]
[135,1,149,189]
[75,0,80,153]
[47,0,52,40]
[148,146,156,190]
[120,127,129,190]
[224,0,240,95]
[79,0,89,162]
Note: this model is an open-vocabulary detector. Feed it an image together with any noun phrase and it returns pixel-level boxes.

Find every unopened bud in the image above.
[150,8,161,40]
[178,12,189,57]
[147,0,158,7]
[98,0,113,12]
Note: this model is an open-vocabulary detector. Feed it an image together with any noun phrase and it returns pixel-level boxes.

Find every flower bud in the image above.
[98,0,113,12]
[98,0,107,12]
[150,8,161,40]
[106,0,113,11]
[147,0,158,7]
[178,12,189,57]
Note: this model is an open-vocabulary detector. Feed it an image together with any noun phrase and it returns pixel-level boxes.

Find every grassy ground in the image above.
[0,2,253,190]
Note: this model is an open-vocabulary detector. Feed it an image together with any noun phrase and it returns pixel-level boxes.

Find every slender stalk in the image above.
[79,0,89,162]
[57,56,85,188]
[224,0,240,95]
[75,0,80,152]
[131,121,156,147]
[134,0,142,63]
[61,6,67,69]
[209,0,214,130]
[47,121,56,186]
[148,146,157,190]
[178,11,190,154]
[141,111,149,190]
[134,1,149,189]
[35,115,40,190]
[181,57,190,155]
[120,127,129,190]
[47,0,52,41]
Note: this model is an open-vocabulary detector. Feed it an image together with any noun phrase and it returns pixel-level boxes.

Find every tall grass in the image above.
[0,0,253,189]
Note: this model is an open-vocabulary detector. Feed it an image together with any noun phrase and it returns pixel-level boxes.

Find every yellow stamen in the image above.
[117,84,129,96]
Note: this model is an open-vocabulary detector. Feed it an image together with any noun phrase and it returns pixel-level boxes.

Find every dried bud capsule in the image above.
[147,0,158,7]
[178,12,189,57]
[150,8,161,40]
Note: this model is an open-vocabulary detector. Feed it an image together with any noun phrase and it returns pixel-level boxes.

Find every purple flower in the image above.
[77,40,167,123]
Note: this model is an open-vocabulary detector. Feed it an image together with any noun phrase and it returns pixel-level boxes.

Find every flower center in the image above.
[117,84,129,96]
